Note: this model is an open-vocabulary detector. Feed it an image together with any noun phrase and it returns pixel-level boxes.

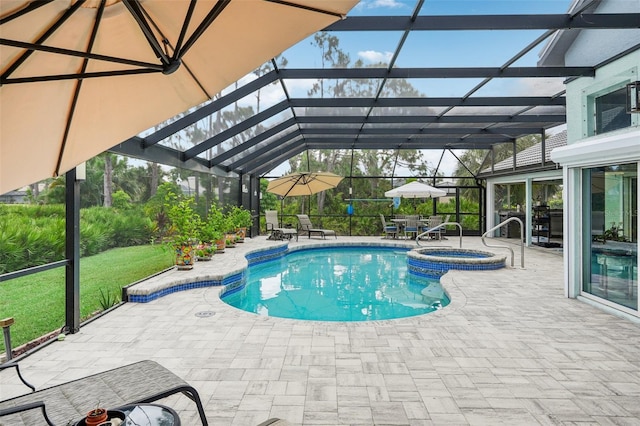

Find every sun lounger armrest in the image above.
[0,361,35,392]
[0,401,54,426]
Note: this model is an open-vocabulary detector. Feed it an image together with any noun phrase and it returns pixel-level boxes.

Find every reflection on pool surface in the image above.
[222,247,450,321]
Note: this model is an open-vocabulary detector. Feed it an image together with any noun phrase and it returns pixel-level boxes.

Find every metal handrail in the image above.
[415,222,463,248]
[481,217,524,268]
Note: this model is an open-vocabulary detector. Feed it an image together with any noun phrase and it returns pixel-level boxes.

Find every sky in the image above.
[259,0,575,178]
[143,0,576,179]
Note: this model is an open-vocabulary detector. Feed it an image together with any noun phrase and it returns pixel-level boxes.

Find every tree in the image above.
[453,134,542,201]
[103,153,113,207]
[286,33,434,215]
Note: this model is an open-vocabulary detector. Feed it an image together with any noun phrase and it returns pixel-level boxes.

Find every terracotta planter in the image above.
[215,239,226,253]
[79,409,126,426]
[236,227,247,241]
[85,408,108,426]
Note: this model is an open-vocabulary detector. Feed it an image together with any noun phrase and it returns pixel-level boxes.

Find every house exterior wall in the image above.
[565,0,640,67]
[565,50,640,145]
[550,48,639,319]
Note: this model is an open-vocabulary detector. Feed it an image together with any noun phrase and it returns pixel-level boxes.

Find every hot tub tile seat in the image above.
[407,247,507,278]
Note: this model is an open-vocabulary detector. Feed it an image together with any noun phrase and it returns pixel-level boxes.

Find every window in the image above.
[595,87,631,134]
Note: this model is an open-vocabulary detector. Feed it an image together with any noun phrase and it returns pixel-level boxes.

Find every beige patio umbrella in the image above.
[0,0,357,194]
[267,171,344,198]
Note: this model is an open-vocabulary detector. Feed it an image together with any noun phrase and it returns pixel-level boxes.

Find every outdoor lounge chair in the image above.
[265,210,298,241]
[0,360,208,426]
[296,214,337,239]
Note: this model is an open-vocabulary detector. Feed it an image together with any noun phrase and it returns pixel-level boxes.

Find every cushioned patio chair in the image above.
[380,214,398,239]
[296,214,337,239]
[265,210,297,241]
[0,360,208,426]
[421,215,445,240]
[403,215,421,239]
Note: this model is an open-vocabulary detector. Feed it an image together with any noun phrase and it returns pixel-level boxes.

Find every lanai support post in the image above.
[65,167,81,334]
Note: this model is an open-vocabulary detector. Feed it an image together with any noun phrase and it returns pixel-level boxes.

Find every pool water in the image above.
[222,247,450,321]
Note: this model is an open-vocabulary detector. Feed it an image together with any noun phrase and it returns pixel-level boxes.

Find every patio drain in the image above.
[194,311,215,318]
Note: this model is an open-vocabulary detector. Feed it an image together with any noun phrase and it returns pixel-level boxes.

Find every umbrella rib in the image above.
[2,64,161,85]
[0,0,55,25]
[135,3,213,98]
[122,0,173,70]
[55,0,105,177]
[0,38,164,74]
[179,0,232,58]
[172,0,198,60]
[282,174,306,198]
[264,0,345,19]
[1,0,86,81]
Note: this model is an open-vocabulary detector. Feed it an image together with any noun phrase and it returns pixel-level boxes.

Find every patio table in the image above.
[391,218,430,239]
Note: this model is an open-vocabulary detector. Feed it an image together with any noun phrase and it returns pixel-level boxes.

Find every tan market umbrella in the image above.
[0,0,357,194]
[267,171,344,198]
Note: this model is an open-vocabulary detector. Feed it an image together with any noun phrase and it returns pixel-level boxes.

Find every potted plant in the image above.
[198,205,224,259]
[202,204,227,253]
[224,214,237,248]
[227,205,252,241]
[84,407,108,426]
[165,194,201,270]
[195,243,215,261]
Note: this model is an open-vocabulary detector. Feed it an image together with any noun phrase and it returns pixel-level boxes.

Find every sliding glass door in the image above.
[583,163,638,311]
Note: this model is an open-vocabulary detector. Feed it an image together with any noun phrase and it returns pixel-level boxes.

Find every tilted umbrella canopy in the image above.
[384,181,447,199]
[0,0,358,194]
[267,172,344,198]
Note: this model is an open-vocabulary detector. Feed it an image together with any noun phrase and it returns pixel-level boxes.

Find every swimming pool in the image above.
[221,246,450,321]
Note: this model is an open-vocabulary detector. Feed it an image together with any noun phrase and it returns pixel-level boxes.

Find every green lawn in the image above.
[0,245,174,351]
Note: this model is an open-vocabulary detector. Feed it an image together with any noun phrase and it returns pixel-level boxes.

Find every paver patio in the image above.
[1,237,639,425]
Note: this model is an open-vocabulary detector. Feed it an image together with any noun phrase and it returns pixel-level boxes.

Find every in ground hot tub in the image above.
[407,247,507,278]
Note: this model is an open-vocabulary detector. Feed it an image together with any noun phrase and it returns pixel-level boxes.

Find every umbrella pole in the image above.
[280,197,284,227]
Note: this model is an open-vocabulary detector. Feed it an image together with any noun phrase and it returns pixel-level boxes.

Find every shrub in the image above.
[0,205,66,273]
[0,204,154,273]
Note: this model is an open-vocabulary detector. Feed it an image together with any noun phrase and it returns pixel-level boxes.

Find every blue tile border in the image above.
[245,245,288,266]
[128,271,247,303]
[126,245,289,303]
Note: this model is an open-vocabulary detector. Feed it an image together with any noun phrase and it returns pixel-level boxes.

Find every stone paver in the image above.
[1,236,639,425]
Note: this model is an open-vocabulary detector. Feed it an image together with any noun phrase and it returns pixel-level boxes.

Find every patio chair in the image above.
[421,215,443,240]
[296,214,337,239]
[380,214,398,239]
[403,215,421,239]
[441,215,451,239]
[265,210,297,241]
[0,360,208,426]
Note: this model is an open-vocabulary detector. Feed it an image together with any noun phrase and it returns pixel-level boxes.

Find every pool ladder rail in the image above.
[481,217,525,268]
[415,222,463,248]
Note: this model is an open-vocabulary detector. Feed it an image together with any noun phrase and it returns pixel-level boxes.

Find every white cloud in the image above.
[358,50,394,64]
[281,79,318,97]
[357,0,406,9]
[517,77,566,96]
